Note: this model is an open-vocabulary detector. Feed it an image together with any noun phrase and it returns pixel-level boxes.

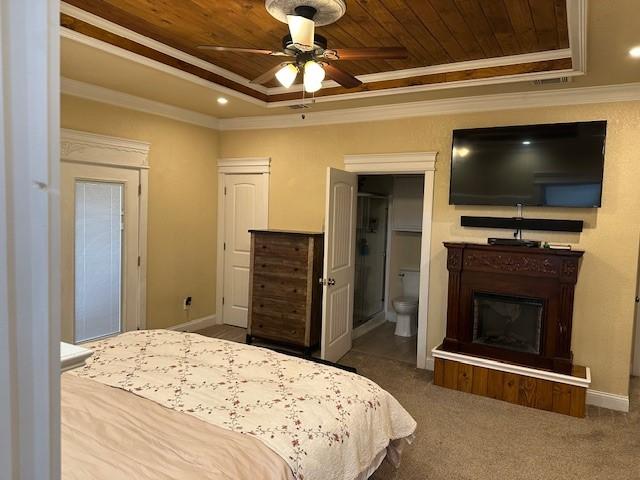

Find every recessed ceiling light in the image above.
[629,46,640,58]
[522,140,531,145]
[217,97,228,105]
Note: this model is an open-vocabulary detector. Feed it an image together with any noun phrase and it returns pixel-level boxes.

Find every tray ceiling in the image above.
[61,0,578,104]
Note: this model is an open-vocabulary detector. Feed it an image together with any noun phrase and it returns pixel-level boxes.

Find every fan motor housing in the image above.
[282,33,328,53]
[265,0,347,26]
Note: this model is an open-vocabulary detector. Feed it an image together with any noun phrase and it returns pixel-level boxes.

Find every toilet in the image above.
[392,269,420,337]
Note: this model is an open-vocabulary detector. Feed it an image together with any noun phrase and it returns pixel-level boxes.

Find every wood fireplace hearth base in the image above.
[432,346,590,418]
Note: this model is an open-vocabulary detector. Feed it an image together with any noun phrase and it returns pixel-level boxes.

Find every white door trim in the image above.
[60,129,150,330]
[216,158,271,325]
[344,152,438,370]
[0,0,61,478]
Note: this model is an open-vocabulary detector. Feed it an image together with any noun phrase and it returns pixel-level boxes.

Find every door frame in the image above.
[1,1,60,478]
[60,129,150,330]
[216,158,270,326]
[344,152,438,370]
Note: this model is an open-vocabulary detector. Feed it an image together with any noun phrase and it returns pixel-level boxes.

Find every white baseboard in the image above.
[425,356,435,371]
[586,389,630,413]
[352,313,387,340]
[166,314,217,333]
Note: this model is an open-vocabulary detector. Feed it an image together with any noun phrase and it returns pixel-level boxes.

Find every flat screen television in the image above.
[449,121,607,207]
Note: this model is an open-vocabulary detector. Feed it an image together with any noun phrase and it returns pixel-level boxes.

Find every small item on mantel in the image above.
[543,242,572,250]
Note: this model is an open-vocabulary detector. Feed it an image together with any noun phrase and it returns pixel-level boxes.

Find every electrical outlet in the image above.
[183,296,192,310]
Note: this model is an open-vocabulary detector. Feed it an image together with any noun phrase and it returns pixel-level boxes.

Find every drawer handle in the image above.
[294,268,298,272]
[260,284,265,289]
[290,330,296,335]
[259,304,264,308]
[262,245,267,249]
[294,247,299,251]
[292,309,297,314]
[262,264,266,268]
[258,324,263,328]
[293,289,297,293]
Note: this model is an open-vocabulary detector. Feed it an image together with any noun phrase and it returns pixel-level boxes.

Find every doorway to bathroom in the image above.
[350,174,424,365]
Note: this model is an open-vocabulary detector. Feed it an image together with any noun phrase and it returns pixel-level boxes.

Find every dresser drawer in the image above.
[251,296,306,322]
[252,272,307,302]
[253,255,308,279]
[253,235,308,262]
[250,314,306,345]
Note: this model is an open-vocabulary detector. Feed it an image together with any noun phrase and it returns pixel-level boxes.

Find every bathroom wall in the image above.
[388,232,423,320]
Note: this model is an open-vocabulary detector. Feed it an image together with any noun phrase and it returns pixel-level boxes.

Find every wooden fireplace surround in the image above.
[443,242,584,374]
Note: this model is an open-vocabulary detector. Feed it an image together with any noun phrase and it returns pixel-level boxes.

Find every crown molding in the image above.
[218,157,271,174]
[265,68,581,107]
[61,77,220,130]
[344,152,437,174]
[567,0,588,73]
[60,128,150,168]
[61,1,586,106]
[62,77,640,134]
[269,48,573,95]
[219,82,640,131]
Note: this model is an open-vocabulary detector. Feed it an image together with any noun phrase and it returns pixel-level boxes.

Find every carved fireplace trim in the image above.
[443,242,584,374]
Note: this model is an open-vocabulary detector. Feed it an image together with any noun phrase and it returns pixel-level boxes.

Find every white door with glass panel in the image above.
[321,168,357,362]
[61,163,140,343]
[222,174,268,328]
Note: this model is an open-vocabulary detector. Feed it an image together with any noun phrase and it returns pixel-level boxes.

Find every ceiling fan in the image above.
[197,3,408,94]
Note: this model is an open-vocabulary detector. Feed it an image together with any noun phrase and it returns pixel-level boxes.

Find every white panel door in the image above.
[223,174,267,327]
[321,168,357,362]
[61,163,140,343]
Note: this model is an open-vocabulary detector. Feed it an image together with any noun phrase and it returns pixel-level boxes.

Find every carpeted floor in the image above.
[197,325,640,479]
[340,350,640,480]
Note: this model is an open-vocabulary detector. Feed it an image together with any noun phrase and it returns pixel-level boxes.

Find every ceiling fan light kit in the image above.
[198,0,408,98]
[275,63,299,88]
[303,60,325,92]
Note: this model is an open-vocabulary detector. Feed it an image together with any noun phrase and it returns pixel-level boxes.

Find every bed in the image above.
[62,329,416,480]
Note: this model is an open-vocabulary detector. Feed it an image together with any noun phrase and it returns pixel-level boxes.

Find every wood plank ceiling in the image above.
[62,0,572,102]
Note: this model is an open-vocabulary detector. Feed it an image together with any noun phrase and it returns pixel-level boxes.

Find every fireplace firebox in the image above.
[472,293,543,354]
[443,242,583,374]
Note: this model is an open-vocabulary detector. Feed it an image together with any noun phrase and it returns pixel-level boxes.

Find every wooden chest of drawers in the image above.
[247,230,324,352]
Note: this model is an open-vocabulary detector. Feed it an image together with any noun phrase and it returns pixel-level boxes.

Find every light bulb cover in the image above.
[287,15,315,51]
[275,64,298,88]
[303,61,325,92]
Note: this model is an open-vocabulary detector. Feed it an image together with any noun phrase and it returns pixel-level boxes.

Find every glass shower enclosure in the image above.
[354,193,388,329]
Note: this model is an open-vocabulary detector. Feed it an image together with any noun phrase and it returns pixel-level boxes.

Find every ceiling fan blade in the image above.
[197,45,289,56]
[286,15,315,51]
[250,62,292,85]
[323,63,362,89]
[329,47,409,60]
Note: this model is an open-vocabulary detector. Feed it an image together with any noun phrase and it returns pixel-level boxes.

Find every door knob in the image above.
[319,278,336,286]
[327,278,336,286]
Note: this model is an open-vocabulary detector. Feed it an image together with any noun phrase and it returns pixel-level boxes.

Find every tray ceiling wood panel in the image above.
[62,0,572,102]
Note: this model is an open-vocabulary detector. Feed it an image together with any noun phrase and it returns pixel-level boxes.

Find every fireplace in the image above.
[442,242,583,374]
[472,293,543,354]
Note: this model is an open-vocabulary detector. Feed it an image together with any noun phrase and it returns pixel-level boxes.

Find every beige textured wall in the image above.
[221,101,640,396]
[61,95,218,329]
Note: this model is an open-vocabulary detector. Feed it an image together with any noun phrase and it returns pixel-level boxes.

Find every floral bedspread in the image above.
[69,330,416,480]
